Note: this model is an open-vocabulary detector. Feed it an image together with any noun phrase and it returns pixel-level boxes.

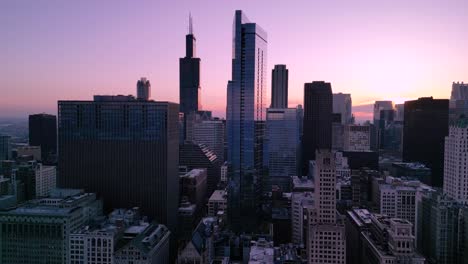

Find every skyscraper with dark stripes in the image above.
[179,14,201,115]
[302,81,332,175]
[271,64,288,108]
[29,113,57,163]
[57,95,179,233]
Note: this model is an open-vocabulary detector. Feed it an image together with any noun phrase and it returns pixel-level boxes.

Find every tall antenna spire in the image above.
[189,12,193,35]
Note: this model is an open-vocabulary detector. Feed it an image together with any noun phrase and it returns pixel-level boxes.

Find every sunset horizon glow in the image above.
[2,0,467,121]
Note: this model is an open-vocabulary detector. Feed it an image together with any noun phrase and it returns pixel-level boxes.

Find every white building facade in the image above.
[307,150,346,264]
[444,121,468,204]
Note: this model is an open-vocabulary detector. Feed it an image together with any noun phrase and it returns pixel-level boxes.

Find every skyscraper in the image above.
[58,95,179,232]
[417,190,462,264]
[179,14,201,115]
[403,97,448,187]
[444,118,468,204]
[226,10,267,232]
[137,77,151,100]
[307,149,346,263]
[302,81,332,175]
[265,107,301,191]
[179,143,222,197]
[333,93,352,125]
[28,113,57,162]
[451,81,468,101]
[373,100,393,125]
[192,119,225,162]
[450,82,468,121]
[271,64,288,108]
[0,135,11,161]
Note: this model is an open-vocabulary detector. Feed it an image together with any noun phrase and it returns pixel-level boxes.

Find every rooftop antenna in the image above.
[189,12,193,35]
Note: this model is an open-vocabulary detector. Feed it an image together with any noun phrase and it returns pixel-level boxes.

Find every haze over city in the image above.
[2,0,467,120]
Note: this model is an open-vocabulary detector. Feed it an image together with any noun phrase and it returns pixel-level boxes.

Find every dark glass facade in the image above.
[179,29,201,115]
[302,81,332,175]
[342,151,379,170]
[271,64,288,108]
[57,97,179,232]
[226,10,267,232]
[403,97,448,187]
[29,113,57,163]
[179,143,221,197]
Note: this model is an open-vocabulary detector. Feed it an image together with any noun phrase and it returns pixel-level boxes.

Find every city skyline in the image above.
[2,0,467,120]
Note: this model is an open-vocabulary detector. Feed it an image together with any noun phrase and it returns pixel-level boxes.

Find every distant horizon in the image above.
[2,0,466,119]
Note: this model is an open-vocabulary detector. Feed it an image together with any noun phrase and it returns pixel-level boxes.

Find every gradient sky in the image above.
[1,0,467,120]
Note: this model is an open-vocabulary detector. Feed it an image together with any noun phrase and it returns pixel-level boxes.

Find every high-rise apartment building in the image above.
[343,124,370,151]
[307,150,346,264]
[333,93,352,125]
[271,64,288,108]
[266,107,301,191]
[180,15,201,115]
[137,77,151,100]
[58,95,179,232]
[302,82,333,175]
[403,97,449,187]
[444,118,468,204]
[226,10,267,232]
[29,113,57,163]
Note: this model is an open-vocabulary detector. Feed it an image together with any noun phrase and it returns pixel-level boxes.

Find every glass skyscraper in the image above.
[226,10,267,232]
[265,107,301,192]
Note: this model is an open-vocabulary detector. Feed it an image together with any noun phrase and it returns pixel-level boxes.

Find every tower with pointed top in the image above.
[180,14,201,116]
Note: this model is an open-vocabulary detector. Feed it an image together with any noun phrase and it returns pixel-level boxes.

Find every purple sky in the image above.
[1,0,467,120]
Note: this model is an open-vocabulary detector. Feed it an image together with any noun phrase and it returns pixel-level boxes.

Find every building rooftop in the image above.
[182,168,206,178]
[249,238,274,264]
[347,208,373,227]
[392,162,430,170]
[209,190,227,201]
[1,205,78,217]
[292,176,314,190]
[116,222,170,254]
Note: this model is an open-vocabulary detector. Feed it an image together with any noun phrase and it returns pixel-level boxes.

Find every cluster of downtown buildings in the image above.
[1,9,468,264]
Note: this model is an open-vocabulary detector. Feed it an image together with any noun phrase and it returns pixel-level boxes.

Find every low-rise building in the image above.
[0,189,101,264]
[114,222,170,264]
[361,214,425,264]
[208,190,227,217]
[248,238,274,264]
